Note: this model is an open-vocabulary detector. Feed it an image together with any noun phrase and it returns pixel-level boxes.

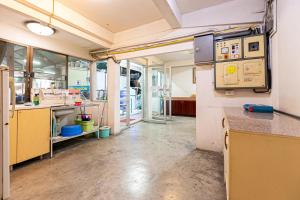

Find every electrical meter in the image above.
[244,35,265,58]
[215,38,242,61]
[215,58,266,89]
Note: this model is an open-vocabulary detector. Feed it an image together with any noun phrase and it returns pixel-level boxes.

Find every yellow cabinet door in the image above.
[17,108,50,163]
[9,111,17,165]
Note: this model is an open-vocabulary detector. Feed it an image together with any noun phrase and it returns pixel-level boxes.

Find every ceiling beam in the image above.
[152,0,182,28]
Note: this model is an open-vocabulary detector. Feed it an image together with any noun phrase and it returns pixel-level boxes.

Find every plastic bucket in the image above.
[100,126,110,138]
[75,119,94,132]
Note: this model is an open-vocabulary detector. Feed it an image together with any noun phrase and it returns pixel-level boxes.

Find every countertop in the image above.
[224,107,300,138]
[10,104,56,111]
[171,97,196,101]
[10,103,99,111]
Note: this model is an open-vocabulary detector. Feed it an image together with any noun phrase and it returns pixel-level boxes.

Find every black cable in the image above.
[274,109,300,120]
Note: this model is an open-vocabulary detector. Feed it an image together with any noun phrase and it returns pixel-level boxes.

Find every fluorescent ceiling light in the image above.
[23,59,41,65]
[33,60,41,65]
[26,21,55,36]
[44,70,55,75]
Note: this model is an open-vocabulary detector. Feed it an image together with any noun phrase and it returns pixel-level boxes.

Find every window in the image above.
[32,49,67,89]
[68,56,91,99]
[0,40,95,103]
[0,41,28,103]
[95,61,108,100]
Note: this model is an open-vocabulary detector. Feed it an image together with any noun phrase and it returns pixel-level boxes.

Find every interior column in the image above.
[107,58,120,135]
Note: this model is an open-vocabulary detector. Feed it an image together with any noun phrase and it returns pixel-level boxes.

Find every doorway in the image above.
[143,64,172,124]
[120,60,144,130]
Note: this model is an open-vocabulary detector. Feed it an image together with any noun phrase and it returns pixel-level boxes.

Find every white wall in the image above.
[272,0,300,116]
[172,66,195,97]
[196,66,276,152]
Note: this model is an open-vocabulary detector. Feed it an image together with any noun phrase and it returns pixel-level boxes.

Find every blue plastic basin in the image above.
[61,125,82,137]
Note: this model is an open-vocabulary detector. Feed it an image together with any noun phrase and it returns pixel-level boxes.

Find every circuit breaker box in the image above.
[215,38,242,61]
[215,58,266,89]
[194,34,214,65]
[214,34,267,89]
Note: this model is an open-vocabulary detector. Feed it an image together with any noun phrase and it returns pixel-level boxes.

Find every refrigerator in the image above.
[0,65,10,199]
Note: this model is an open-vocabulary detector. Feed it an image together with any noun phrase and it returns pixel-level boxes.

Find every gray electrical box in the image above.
[194,34,214,65]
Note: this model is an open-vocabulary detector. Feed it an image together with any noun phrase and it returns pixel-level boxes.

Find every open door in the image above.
[144,64,172,124]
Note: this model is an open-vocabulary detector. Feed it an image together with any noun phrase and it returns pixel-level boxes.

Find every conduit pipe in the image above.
[90,23,262,60]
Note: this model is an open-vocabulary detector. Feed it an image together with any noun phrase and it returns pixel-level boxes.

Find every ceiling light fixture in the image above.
[25,0,56,36]
[26,22,55,36]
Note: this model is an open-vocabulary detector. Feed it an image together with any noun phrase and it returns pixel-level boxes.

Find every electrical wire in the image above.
[274,109,300,120]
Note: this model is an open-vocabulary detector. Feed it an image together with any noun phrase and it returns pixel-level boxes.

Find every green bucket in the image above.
[75,119,95,132]
[100,126,110,138]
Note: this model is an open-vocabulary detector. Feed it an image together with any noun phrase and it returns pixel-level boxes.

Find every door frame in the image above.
[143,63,172,124]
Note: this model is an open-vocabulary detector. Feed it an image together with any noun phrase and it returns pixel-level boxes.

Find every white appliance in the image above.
[0,65,12,199]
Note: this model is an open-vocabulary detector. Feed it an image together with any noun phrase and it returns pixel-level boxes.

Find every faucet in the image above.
[63,91,67,105]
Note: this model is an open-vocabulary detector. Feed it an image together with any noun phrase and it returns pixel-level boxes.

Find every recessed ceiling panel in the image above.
[175,0,233,14]
[57,0,163,33]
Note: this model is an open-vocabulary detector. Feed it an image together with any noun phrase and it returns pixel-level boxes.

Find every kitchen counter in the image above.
[10,102,99,111]
[10,104,63,111]
[224,107,300,138]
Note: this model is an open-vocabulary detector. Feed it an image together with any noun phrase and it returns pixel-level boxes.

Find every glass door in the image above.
[129,61,144,124]
[120,60,129,129]
[144,64,172,123]
[120,60,145,130]
[151,67,165,120]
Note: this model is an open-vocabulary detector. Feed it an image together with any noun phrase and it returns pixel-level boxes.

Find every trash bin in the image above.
[100,126,110,138]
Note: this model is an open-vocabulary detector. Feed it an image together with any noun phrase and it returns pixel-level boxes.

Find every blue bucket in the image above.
[100,126,110,138]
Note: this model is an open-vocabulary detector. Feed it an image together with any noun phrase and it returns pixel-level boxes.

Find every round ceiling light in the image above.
[26,21,55,36]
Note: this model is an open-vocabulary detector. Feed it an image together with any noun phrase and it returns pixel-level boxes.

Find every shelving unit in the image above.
[50,104,101,157]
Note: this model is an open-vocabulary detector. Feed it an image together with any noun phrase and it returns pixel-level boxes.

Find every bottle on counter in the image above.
[33,93,40,106]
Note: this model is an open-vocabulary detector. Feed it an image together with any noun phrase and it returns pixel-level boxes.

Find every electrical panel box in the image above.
[214,34,267,89]
[244,35,265,58]
[194,34,214,65]
[215,58,266,89]
[215,38,242,61]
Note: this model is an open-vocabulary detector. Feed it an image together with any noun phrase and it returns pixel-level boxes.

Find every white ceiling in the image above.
[175,0,233,14]
[154,50,194,63]
[57,0,163,33]
[0,6,101,51]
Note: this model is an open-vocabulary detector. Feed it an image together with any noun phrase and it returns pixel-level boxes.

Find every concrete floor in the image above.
[10,117,226,200]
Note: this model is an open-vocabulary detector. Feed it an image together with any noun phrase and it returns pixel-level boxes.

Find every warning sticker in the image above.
[227,65,237,74]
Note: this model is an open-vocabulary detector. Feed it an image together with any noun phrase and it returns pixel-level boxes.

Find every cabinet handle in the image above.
[224,131,228,150]
[222,117,225,128]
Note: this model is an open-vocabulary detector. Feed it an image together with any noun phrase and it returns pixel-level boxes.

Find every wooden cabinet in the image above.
[9,111,17,165]
[17,109,50,163]
[166,98,196,117]
[223,117,300,200]
[9,108,50,165]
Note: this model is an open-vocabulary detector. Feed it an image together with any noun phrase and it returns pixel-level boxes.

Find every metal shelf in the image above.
[50,103,101,158]
[52,126,99,144]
